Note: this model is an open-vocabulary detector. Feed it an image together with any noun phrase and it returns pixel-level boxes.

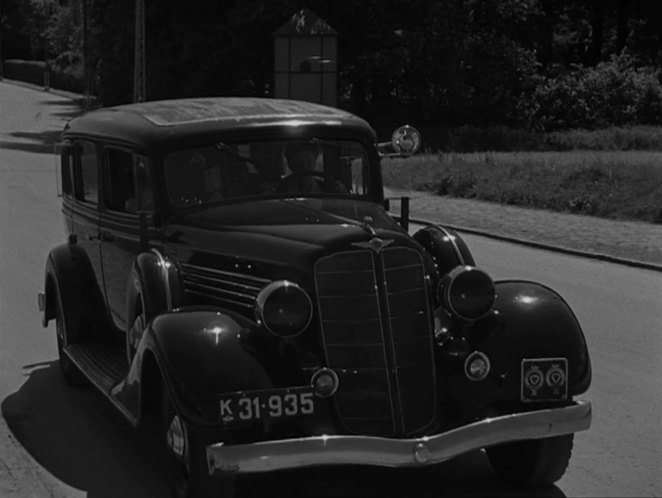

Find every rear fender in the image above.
[42,243,109,341]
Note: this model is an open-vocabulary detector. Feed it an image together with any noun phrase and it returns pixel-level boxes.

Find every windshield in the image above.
[164,139,371,209]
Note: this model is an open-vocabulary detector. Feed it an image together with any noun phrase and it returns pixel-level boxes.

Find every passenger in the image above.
[281,142,346,194]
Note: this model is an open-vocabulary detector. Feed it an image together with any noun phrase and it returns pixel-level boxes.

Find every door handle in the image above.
[99,230,115,242]
[88,231,115,242]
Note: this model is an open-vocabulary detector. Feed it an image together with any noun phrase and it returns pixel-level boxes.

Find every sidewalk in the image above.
[386,188,662,271]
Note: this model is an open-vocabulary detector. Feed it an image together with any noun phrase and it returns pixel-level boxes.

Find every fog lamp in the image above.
[438,266,495,321]
[255,280,313,338]
[311,368,338,398]
[464,351,491,381]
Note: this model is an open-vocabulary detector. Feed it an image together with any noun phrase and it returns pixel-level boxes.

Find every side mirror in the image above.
[377,125,422,157]
[391,125,421,155]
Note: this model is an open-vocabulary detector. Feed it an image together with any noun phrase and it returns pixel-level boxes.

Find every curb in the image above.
[409,216,662,273]
[1,78,94,107]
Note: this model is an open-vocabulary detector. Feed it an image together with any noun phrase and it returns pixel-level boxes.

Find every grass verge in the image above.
[381,151,662,224]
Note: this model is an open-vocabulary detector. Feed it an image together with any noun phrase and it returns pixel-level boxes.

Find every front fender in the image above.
[126,249,183,326]
[142,309,274,425]
[446,280,591,419]
[413,224,476,276]
[487,280,592,393]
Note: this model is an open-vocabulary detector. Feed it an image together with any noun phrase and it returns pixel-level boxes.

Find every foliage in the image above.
[2,0,661,133]
[532,54,662,130]
[418,124,662,152]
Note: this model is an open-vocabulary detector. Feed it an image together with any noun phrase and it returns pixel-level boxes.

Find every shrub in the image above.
[4,59,47,87]
[533,54,662,130]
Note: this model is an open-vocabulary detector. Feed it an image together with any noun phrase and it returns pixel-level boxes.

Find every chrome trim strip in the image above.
[151,249,172,310]
[207,401,591,475]
[180,263,271,287]
[184,289,254,309]
[183,282,257,304]
[434,225,465,265]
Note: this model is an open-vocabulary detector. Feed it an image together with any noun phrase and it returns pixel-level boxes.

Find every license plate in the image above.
[219,387,315,424]
[521,358,568,402]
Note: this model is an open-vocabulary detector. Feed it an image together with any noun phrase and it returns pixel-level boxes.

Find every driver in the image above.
[281,142,345,194]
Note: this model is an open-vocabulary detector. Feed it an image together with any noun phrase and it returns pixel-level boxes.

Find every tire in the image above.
[485,434,574,486]
[161,388,236,498]
[55,295,89,387]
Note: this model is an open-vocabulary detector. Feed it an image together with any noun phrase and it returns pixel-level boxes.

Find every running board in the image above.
[65,343,128,394]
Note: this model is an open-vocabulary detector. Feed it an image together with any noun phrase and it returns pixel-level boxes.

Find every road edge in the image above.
[411,216,662,273]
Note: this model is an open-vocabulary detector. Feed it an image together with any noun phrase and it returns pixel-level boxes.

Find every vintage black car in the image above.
[39,97,591,497]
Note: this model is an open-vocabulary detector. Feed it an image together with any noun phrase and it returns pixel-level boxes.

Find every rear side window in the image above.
[75,141,98,205]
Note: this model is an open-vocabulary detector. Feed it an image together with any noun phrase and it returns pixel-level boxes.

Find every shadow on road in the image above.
[0,97,83,155]
[0,130,64,155]
[2,361,567,498]
[2,361,168,498]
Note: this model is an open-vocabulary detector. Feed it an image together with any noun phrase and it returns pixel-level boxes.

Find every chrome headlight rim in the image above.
[438,265,496,322]
[255,280,313,338]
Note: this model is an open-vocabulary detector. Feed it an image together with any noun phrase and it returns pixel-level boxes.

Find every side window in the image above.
[75,141,98,205]
[134,157,154,211]
[60,145,74,197]
[106,148,154,213]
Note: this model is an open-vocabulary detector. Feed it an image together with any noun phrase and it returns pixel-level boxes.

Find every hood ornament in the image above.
[352,216,393,253]
[352,237,394,253]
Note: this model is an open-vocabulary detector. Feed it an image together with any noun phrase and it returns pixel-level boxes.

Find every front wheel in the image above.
[485,434,574,486]
[162,390,235,498]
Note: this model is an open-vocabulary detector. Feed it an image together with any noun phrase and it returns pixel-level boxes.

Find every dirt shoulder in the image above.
[386,188,662,270]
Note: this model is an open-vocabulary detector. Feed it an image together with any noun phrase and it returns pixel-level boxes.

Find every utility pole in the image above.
[133,0,145,103]
[0,3,4,80]
[82,0,90,106]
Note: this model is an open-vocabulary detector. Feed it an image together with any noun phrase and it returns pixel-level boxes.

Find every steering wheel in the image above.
[277,170,339,193]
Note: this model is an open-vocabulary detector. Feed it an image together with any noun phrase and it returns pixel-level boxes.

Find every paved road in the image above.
[1,81,660,497]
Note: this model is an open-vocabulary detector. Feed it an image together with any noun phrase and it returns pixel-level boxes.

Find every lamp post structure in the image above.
[273,9,337,106]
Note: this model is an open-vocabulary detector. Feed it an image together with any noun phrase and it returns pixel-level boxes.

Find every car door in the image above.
[69,139,108,334]
[99,146,156,332]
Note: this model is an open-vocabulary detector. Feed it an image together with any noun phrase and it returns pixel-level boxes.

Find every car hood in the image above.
[166,198,418,280]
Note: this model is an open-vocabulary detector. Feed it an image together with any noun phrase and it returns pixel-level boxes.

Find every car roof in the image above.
[63,97,377,150]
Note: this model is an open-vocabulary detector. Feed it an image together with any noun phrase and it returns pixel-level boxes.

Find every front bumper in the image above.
[206,400,591,476]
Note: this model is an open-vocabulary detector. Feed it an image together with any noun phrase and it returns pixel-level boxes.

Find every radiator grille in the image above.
[315,247,436,436]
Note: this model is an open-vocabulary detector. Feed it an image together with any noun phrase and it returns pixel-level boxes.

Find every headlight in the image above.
[255,280,313,338]
[438,266,495,321]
